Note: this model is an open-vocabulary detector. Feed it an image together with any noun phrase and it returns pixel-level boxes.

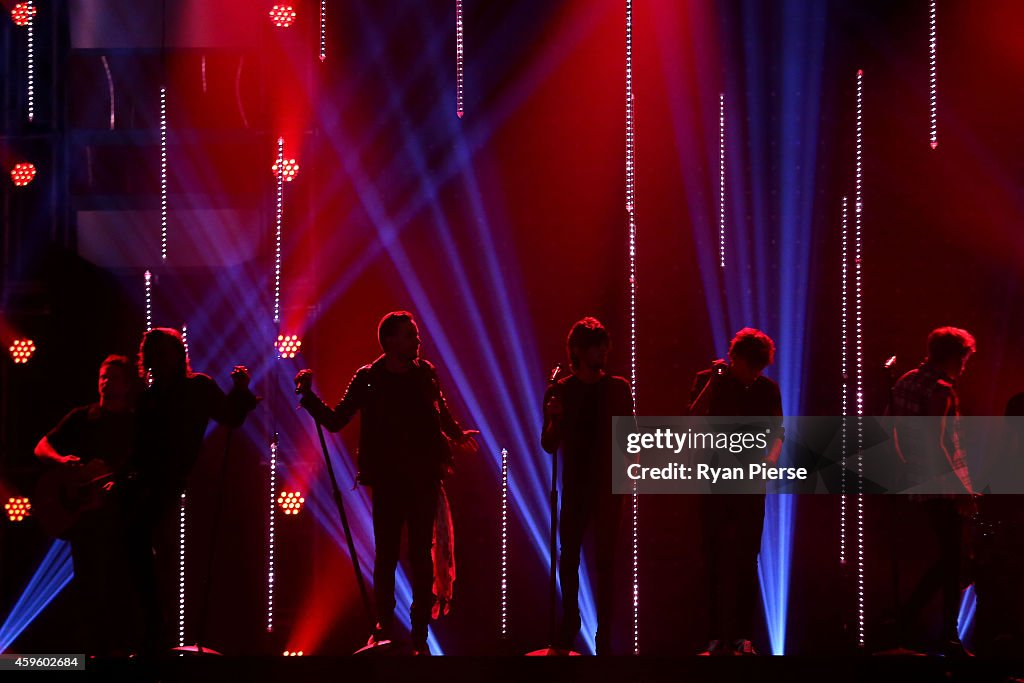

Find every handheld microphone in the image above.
[548,363,563,385]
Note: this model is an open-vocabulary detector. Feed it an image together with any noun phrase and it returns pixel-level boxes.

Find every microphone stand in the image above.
[527,364,579,656]
[307,416,382,653]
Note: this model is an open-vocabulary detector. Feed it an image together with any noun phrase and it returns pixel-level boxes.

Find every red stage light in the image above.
[9,339,36,364]
[10,2,36,27]
[277,491,305,516]
[5,496,31,522]
[276,334,301,359]
[10,162,36,186]
[271,158,300,182]
[269,5,297,28]
[282,650,304,656]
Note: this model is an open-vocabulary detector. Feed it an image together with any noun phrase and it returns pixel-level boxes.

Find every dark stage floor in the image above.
[51,654,1024,683]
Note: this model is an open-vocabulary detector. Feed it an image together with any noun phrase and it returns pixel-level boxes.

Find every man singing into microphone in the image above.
[295,311,478,655]
[542,317,632,654]
[688,327,783,656]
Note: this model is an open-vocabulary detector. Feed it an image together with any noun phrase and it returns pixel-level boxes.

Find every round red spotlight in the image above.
[277,491,305,516]
[5,496,31,522]
[11,162,36,187]
[9,338,36,364]
[10,2,37,27]
[275,334,301,359]
[271,158,300,182]
[269,5,297,28]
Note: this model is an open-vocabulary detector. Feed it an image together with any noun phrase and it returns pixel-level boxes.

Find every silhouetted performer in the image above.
[295,311,478,655]
[890,326,976,656]
[541,317,632,654]
[131,327,259,655]
[34,355,142,655]
[688,328,783,656]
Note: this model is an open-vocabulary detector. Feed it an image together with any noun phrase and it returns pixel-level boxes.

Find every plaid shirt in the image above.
[890,362,973,495]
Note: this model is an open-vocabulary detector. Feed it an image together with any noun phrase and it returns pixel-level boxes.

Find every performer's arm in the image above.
[298,368,367,432]
[207,367,260,427]
[34,409,85,464]
[541,384,562,454]
[432,371,480,458]
[425,364,476,443]
[615,378,638,466]
[938,393,974,495]
[765,382,784,466]
[34,436,79,464]
[687,371,712,416]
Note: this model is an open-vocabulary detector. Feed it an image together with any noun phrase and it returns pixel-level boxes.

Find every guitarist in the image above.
[34,354,142,655]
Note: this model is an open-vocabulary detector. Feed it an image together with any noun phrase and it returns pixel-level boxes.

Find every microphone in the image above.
[548,363,563,385]
[295,370,311,395]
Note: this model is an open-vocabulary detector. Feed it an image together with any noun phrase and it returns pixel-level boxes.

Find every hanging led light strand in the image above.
[929,0,937,149]
[839,197,849,567]
[625,0,639,656]
[274,137,284,324]
[178,492,187,648]
[319,0,327,62]
[267,437,278,632]
[854,68,866,648]
[25,1,35,123]
[160,87,169,260]
[500,448,509,639]
[456,0,464,118]
[144,270,153,331]
[719,93,726,268]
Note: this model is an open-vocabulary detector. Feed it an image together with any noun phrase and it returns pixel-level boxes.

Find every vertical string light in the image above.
[178,492,187,648]
[267,436,278,632]
[319,0,327,62]
[625,0,639,656]
[456,0,464,118]
[274,137,284,324]
[718,93,726,268]
[929,0,937,149]
[144,270,153,331]
[26,1,35,123]
[160,87,169,260]
[500,448,508,639]
[854,68,866,648]
[839,197,849,567]
[181,323,189,359]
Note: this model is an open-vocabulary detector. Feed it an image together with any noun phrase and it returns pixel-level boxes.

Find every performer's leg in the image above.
[69,537,97,655]
[932,499,965,643]
[558,495,587,648]
[407,481,439,649]
[594,494,624,655]
[700,494,728,644]
[371,485,403,634]
[733,494,767,644]
[900,499,957,649]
